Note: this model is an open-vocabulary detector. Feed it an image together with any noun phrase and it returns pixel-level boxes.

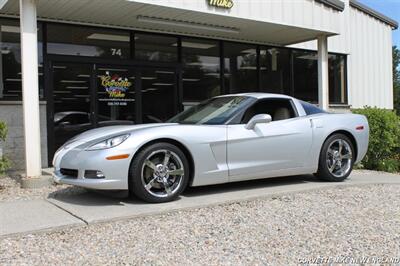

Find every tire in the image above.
[129,142,189,203]
[316,133,355,182]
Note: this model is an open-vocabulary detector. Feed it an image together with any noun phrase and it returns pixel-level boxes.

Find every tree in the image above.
[393,46,400,114]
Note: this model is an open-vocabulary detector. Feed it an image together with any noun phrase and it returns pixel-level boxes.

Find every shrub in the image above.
[352,107,400,172]
[0,121,11,175]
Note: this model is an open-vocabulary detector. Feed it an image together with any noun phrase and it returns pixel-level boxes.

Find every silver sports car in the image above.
[53,93,369,203]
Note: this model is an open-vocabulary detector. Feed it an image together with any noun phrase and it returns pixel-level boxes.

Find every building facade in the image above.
[0,0,397,172]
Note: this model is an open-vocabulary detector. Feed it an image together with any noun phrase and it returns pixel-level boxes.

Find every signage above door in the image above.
[208,0,234,9]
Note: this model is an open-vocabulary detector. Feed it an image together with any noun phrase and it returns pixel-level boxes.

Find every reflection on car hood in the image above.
[71,123,176,143]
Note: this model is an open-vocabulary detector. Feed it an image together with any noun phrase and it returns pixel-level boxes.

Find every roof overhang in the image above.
[350,0,398,30]
[0,0,338,46]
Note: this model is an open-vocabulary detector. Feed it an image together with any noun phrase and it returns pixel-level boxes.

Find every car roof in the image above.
[216,92,296,100]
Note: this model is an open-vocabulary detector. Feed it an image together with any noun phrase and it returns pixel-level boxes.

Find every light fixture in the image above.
[66,86,89,90]
[54,91,71,94]
[61,80,87,84]
[53,66,67,69]
[137,15,240,34]
[87,33,130,42]
[183,78,200,82]
[77,74,90,78]
[142,77,157,80]
[155,70,175,74]
[239,66,256,70]
[241,49,257,54]
[152,83,173,86]
[187,62,219,67]
[98,68,128,72]
[172,41,216,49]
[61,98,76,100]
[5,78,21,82]
[1,49,10,54]
[204,73,220,77]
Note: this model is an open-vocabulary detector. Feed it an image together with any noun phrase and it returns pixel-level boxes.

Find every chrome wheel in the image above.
[326,139,353,178]
[141,149,185,198]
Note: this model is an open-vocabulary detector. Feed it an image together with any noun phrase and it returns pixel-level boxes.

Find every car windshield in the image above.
[168,96,253,125]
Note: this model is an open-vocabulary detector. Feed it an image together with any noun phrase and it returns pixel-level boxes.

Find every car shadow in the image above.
[182,174,321,197]
[47,174,325,207]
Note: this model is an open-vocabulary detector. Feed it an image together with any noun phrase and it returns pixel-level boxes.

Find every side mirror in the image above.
[245,114,272,130]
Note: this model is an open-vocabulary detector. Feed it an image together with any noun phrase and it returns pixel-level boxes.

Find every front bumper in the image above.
[53,145,133,190]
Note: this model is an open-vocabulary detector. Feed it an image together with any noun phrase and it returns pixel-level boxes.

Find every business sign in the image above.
[99,71,134,106]
[208,0,233,9]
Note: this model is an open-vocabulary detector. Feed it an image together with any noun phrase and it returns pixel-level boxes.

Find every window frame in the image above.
[229,97,299,125]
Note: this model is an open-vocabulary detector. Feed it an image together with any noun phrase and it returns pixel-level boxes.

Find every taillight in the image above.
[356,125,364,131]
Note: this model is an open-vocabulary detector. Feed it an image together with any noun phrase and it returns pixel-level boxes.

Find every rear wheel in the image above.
[316,134,354,182]
[129,142,189,203]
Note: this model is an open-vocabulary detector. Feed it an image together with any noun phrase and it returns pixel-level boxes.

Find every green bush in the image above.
[0,121,11,175]
[352,107,400,172]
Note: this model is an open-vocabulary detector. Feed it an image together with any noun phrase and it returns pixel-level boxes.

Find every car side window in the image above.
[240,99,297,124]
[300,101,327,115]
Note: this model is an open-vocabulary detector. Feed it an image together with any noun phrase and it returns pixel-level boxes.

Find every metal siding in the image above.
[291,0,394,109]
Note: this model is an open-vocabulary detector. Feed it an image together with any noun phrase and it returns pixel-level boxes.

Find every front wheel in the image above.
[316,134,354,182]
[129,142,189,203]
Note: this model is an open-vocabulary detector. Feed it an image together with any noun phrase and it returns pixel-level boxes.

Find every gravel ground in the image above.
[0,174,86,202]
[1,184,400,265]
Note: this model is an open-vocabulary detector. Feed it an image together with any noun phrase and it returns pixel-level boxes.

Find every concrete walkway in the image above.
[1,171,399,238]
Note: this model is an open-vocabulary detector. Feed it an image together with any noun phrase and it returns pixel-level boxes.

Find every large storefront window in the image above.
[329,54,347,104]
[260,47,291,95]
[135,33,178,62]
[293,50,318,103]
[0,18,43,101]
[141,68,177,122]
[224,42,257,93]
[182,38,220,107]
[47,24,130,59]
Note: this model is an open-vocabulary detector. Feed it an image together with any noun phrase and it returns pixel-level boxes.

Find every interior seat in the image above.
[273,107,291,121]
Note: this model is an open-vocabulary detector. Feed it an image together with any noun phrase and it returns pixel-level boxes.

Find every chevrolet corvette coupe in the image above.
[53,93,369,203]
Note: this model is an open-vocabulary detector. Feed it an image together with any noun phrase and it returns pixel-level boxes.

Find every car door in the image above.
[227,99,313,181]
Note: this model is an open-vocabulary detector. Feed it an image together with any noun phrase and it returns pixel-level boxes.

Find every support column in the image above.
[318,35,329,110]
[20,0,42,178]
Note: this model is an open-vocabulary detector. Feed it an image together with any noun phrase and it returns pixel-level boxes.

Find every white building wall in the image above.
[290,0,394,109]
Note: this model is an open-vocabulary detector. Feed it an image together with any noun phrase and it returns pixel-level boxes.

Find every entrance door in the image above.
[96,66,136,126]
[52,63,94,151]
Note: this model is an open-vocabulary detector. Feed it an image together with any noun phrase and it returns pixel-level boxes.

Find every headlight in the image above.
[86,134,130,151]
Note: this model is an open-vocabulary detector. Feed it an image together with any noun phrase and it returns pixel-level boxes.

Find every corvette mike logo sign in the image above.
[208,0,233,9]
[99,71,134,106]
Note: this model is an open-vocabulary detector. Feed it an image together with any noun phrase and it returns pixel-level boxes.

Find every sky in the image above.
[359,0,400,47]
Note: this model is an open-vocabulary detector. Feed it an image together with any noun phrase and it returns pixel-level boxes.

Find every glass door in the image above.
[96,66,136,126]
[52,62,94,151]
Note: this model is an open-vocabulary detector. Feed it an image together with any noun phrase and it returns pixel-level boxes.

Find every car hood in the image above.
[66,123,177,146]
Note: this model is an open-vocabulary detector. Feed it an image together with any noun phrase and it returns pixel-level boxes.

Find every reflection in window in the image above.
[182,38,220,107]
[47,24,130,59]
[0,18,43,100]
[293,50,318,103]
[135,33,178,62]
[141,69,176,122]
[260,47,291,95]
[224,43,257,93]
[329,54,347,104]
